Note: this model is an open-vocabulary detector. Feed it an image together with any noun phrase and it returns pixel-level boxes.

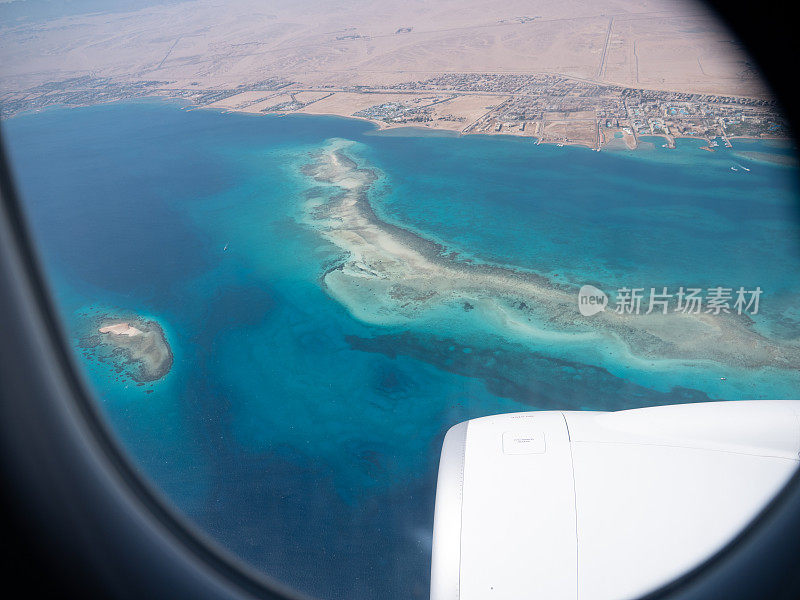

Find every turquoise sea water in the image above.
[3,100,800,599]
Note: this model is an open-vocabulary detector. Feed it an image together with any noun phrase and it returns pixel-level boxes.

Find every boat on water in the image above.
[731,166,738,171]
[223,243,229,251]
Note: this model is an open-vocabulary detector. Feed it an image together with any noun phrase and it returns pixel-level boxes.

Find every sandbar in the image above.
[300,140,800,373]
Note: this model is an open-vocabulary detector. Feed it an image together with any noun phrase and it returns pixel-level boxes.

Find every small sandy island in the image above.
[99,322,144,336]
[81,314,173,383]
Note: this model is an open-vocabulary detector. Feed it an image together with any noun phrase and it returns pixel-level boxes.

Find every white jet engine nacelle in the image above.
[431,401,800,600]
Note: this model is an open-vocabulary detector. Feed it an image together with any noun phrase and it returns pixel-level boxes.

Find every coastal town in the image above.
[1,71,786,150]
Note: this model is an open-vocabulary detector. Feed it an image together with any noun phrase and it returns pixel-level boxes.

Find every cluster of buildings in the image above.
[384,73,787,145]
[0,76,292,119]
[0,76,168,118]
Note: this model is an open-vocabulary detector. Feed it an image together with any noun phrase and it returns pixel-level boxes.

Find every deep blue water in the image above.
[3,100,800,599]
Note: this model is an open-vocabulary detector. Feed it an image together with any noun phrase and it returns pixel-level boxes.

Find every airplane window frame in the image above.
[1,1,799,598]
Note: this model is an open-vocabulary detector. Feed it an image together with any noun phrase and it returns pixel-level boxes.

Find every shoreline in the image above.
[257,108,792,151]
[3,95,791,154]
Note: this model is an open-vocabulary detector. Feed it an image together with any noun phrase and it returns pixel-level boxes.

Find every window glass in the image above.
[2,1,798,598]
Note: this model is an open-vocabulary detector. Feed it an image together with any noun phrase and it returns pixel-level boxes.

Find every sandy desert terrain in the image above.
[0,0,781,146]
[0,0,763,94]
